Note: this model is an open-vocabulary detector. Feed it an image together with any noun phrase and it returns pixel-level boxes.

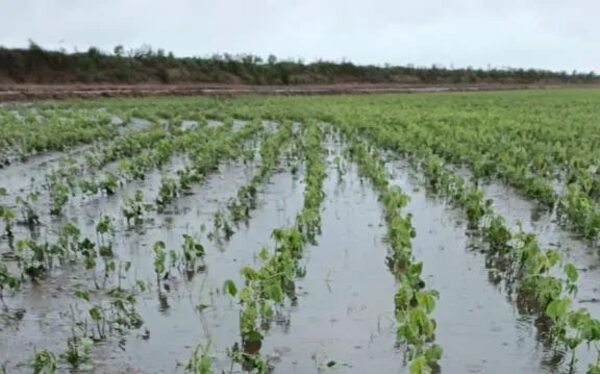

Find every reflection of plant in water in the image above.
[153,241,168,284]
[78,178,99,195]
[152,241,171,309]
[459,187,492,228]
[482,215,512,254]
[153,236,205,284]
[176,167,201,193]
[185,341,213,374]
[99,173,119,196]
[334,155,346,181]
[229,343,270,374]
[589,356,600,374]
[96,215,116,286]
[10,221,104,284]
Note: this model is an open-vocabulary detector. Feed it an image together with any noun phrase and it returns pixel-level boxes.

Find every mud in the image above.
[0,83,575,103]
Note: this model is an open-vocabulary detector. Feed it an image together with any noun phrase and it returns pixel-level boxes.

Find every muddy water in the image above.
[482,182,600,313]
[0,143,97,197]
[255,153,577,373]
[5,136,600,374]
[396,152,600,320]
[481,182,600,369]
[0,159,244,371]
[386,161,575,374]
[262,162,400,373]
[0,118,164,202]
[0,152,304,373]
[116,169,305,373]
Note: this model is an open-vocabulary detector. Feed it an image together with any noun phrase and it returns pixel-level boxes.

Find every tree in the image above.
[113,45,124,57]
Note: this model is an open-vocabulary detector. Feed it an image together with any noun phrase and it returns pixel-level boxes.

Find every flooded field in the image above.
[2,91,600,373]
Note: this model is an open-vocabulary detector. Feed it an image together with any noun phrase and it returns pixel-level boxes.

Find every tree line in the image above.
[0,42,597,85]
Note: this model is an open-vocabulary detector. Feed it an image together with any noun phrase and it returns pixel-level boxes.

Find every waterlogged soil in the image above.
[423,157,600,321]
[118,170,305,373]
[387,160,590,374]
[0,143,96,196]
[0,117,161,200]
[4,137,600,373]
[0,150,305,372]
[262,162,400,373]
[0,83,554,103]
[235,154,592,374]
[480,182,600,369]
[482,181,600,316]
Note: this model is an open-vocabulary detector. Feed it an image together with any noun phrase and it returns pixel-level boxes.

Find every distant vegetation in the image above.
[0,42,597,85]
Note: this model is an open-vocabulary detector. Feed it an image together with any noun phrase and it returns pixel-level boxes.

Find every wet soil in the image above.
[0,83,575,103]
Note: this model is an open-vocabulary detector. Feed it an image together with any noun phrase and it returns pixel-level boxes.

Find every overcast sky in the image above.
[0,0,598,72]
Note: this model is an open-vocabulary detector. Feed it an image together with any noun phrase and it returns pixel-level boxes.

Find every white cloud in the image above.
[0,0,597,72]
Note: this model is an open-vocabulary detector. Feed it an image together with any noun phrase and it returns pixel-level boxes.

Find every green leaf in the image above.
[136,279,148,292]
[196,303,210,312]
[99,245,113,257]
[258,247,270,261]
[194,243,205,257]
[89,306,103,321]
[424,344,443,363]
[546,297,571,321]
[564,263,578,283]
[409,355,432,374]
[245,330,263,343]
[223,279,237,297]
[74,290,90,302]
[240,266,258,281]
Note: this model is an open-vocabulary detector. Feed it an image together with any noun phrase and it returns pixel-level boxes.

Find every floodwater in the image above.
[262,161,399,373]
[387,161,547,373]
[389,159,599,372]
[2,135,600,374]
[482,182,600,315]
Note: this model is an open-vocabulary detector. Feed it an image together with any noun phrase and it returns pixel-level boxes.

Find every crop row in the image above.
[358,120,600,373]
[346,138,442,374]
[220,120,326,373]
[215,120,294,239]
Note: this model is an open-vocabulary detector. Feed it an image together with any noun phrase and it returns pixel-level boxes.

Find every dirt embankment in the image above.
[0,83,591,102]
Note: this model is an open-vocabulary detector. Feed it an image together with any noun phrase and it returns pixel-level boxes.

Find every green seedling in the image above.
[31,349,57,374]
[16,192,40,227]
